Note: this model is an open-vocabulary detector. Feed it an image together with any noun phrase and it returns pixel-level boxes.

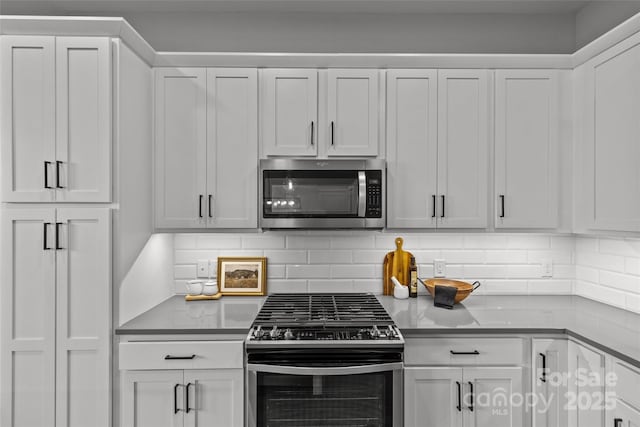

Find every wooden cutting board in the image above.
[383,237,413,295]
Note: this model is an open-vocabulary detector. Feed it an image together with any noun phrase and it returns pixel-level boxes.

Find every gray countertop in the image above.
[117,294,640,367]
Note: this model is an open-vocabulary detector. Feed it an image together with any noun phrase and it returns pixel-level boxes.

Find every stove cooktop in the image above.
[247,293,403,346]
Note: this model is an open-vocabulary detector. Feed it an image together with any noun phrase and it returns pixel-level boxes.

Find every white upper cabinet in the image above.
[155,68,207,228]
[386,69,438,228]
[261,69,318,157]
[155,67,258,229]
[437,70,489,228]
[386,69,488,229]
[495,69,559,229]
[327,69,379,156]
[261,68,380,158]
[0,36,111,203]
[206,68,258,228]
[579,39,640,232]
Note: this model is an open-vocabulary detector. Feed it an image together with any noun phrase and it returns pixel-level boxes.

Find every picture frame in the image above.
[217,257,267,296]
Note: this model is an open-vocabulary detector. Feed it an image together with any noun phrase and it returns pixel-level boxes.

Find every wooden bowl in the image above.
[420,278,481,304]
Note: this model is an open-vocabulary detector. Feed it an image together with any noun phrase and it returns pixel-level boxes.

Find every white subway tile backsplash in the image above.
[331,264,378,279]
[287,264,331,279]
[309,250,353,264]
[169,232,640,313]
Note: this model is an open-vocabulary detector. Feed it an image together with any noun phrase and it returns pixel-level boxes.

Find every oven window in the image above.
[256,372,392,427]
[263,170,359,217]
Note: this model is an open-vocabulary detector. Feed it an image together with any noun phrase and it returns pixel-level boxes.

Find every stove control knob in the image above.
[284,329,294,340]
[254,326,263,339]
[270,326,278,339]
[370,325,380,338]
[387,325,396,339]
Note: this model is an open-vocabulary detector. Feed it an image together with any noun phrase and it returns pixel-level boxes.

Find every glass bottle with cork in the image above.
[409,256,418,298]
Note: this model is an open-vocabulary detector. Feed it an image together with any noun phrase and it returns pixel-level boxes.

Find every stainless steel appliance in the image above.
[246,293,404,427]
[259,159,385,229]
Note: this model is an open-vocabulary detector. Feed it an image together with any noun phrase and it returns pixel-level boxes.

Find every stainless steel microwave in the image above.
[259,159,385,229]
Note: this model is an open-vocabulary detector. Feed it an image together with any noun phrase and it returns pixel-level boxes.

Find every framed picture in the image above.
[217,257,267,296]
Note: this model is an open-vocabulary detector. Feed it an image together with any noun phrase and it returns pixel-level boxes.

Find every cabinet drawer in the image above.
[613,360,640,410]
[119,341,243,370]
[405,337,524,366]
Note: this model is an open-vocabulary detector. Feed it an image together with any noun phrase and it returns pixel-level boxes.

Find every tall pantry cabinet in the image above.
[0,33,153,427]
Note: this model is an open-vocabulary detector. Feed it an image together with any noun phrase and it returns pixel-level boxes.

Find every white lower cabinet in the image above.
[567,340,606,427]
[119,340,244,427]
[532,339,568,427]
[122,369,243,427]
[405,366,524,427]
[1,207,111,427]
[609,359,640,427]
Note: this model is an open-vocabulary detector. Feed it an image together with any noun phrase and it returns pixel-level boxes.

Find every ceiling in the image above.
[1,0,593,15]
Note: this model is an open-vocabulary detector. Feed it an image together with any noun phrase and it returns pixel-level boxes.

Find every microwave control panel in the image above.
[366,171,383,218]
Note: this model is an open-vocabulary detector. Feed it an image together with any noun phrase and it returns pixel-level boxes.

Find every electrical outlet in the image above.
[197,260,209,278]
[434,259,446,278]
[541,259,553,278]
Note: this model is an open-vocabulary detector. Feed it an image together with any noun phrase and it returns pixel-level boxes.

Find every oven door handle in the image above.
[357,171,366,218]
[247,362,403,376]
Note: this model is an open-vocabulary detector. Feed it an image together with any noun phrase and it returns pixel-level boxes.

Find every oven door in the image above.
[246,354,403,427]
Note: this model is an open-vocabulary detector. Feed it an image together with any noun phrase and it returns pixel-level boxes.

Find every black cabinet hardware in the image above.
[432,195,436,218]
[539,352,547,383]
[174,384,180,414]
[450,350,480,355]
[468,381,474,412]
[310,121,314,146]
[44,161,52,189]
[185,382,193,413]
[614,418,623,427]
[208,195,213,218]
[331,121,335,145]
[441,195,445,218]
[456,381,462,412]
[43,223,51,250]
[55,161,64,188]
[55,222,63,250]
[499,195,505,218]
[198,195,203,218]
[164,354,196,360]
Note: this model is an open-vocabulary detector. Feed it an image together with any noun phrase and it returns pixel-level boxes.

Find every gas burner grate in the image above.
[253,293,393,327]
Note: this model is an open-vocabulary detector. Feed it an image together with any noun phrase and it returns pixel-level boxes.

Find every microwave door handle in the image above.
[358,171,366,217]
[247,362,403,376]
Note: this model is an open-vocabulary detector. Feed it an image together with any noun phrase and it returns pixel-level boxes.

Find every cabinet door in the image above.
[611,400,640,427]
[155,68,207,228]
[261,69,317,157]
[532,339,568,427]
[386,70,438,228]
[404,367,462,427]
[122,370,184,427]
[495,70,558,228]
[0,36,56,202]
[437,70,489,228]
[463,367,524,427]
[206,69,258,228]
[55,37,112,202]
[567,341,606,427]
[1,208,56,427]
[585,41,640,231]
[184,369,244,427]
[327,69,379,156]
[55,208,111,427]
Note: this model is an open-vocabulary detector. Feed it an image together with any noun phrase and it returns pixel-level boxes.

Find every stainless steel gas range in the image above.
[245,293,404,427]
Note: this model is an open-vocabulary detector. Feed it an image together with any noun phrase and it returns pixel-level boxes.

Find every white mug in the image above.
[186,280,204,295]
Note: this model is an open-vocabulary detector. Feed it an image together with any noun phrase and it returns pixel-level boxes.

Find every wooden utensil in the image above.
[382,237,413,295]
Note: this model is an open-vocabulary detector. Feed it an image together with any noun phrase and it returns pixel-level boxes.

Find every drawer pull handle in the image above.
[614,418,623,427]
[450,350,480,355]
[165,354,196,360]
[539,352,547,383]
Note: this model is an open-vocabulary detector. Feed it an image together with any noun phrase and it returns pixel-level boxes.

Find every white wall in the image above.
[173,232,574,296]
[575,236,640,313]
